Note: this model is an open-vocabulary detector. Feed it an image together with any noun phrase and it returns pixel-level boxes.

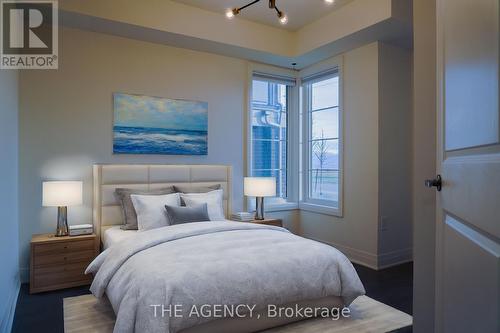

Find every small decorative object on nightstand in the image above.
[30,233,98,294]
[42,181,83,237]
[244,177,276,220]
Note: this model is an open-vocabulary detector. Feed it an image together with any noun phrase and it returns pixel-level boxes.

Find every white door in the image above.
[434,0,500,332]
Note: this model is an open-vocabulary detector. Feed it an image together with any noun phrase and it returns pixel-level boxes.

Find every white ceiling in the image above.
[173,0,355,31]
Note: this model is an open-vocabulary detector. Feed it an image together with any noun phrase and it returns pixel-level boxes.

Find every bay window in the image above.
[248,64,342,216]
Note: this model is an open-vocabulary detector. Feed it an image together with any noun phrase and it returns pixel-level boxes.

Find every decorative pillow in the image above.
[115,187,175,230]
[130,193,181,231]
[174,184,221,193]
[180,189,225,221]
[164,204,210,225]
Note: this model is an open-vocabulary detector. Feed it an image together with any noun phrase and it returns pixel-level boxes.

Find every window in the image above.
[302,70,342,213]
[250,77,290,200]
[248,67,341,215]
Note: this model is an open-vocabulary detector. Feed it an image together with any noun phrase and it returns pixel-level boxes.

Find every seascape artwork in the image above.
[113,93,208,155]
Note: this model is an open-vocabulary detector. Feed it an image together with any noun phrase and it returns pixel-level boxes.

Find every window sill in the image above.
[299,202,343,217]
[247,198,298,213]
[266,202,299,212]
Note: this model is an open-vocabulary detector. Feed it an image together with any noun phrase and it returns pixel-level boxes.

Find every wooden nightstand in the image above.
[233,218,283,227]
[30,233,98,294]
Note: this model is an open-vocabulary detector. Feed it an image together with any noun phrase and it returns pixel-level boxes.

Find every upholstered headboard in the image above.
[93,164,233,239]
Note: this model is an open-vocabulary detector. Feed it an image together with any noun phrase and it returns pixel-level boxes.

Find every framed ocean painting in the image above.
[113,93,208,155]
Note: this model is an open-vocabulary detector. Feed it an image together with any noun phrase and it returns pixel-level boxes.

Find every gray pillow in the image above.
[115,187,175,230]
[174,184,221,193]
[164,204,210,225]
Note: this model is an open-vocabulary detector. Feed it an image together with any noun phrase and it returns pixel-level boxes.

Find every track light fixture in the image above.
[226,0,288,25]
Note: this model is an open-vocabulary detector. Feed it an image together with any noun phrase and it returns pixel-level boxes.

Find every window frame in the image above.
[246,65,299,212]
[299,65,344,217]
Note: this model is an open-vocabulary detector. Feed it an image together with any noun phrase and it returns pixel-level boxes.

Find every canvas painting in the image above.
[113,93,208,155]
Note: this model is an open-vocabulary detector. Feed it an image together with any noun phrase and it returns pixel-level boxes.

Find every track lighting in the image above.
[225,8,239,19]
[278,12,288,25]
[226,0,288,25]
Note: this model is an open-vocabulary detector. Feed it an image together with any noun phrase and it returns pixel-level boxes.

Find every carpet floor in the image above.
[13,262,413,333]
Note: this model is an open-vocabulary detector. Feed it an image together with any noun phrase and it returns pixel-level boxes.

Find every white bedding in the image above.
[102,220,235,249]
[88,221,365,333]
[102,226,137,250]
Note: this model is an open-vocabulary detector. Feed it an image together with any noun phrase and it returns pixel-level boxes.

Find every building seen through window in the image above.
[251,79,288,199]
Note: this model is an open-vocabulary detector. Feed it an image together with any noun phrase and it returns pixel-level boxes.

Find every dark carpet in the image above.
[12,262,413,333]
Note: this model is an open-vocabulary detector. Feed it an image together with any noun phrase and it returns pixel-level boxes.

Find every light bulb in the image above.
[279,14,288,24]
[325,0,335,4]
[226,8,235,19]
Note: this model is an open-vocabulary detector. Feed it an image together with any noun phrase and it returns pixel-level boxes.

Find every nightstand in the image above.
[234,218,283,227]
[30,233,98,294]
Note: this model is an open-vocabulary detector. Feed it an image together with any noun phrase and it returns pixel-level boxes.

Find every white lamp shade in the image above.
[42,181,83,207]
[244,177,276,197]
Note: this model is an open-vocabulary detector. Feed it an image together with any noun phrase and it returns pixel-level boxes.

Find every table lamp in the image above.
[244,177,276,220]
[42,181,83,237]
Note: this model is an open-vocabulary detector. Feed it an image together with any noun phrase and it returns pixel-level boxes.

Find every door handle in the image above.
[425,175,442,191]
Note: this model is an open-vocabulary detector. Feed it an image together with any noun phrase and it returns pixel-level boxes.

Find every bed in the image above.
[101,225,137,250]
[87,164,365,333]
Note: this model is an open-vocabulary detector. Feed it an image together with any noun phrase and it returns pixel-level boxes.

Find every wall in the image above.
[0,70,20,332]
[299,43,381,267]
[299,42,413,269]
[378,42,413,267]
[18,28,413,281]
[296,0,392,54]
[412,0,437,331]
[60,0,294,56]
[60,0,403,58]
[18,27,248,281]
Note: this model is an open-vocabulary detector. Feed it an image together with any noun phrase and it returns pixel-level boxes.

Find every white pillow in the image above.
[130,193,180,231]
[181,189,225,221]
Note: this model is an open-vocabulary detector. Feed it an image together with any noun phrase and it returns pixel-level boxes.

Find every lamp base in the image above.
[55,206,69,237]
[254,197,265,220]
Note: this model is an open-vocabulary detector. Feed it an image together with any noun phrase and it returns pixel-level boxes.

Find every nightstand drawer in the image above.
[30,233,98,293]
[34,265,91,289]
[34,249,95,267]
[33,239,95,256]
[34,261,91,275]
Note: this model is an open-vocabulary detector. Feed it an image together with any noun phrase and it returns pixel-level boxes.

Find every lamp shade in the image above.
[244,177,276,197]
[42,181,83,207]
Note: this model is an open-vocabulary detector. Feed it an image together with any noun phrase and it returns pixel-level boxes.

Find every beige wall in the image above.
[296,0,392,54]
[60,0,294,56]
[60,0,408,65]
[299,42,413,269]
[300,43,381,267]
[0,70,19,332]
[18,27,249,280]
[18,28,412,280]
[378,42,413,265]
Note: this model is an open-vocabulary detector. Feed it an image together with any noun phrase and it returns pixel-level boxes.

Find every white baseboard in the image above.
[306,237,379,270]
[377,248,413,269]
[305,237,412,270]
[1,279,20,333]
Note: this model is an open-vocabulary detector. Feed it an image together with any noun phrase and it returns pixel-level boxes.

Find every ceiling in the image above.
[173,0,355,31]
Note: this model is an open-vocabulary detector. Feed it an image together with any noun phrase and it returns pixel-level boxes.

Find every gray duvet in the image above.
[86,221,365,333]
